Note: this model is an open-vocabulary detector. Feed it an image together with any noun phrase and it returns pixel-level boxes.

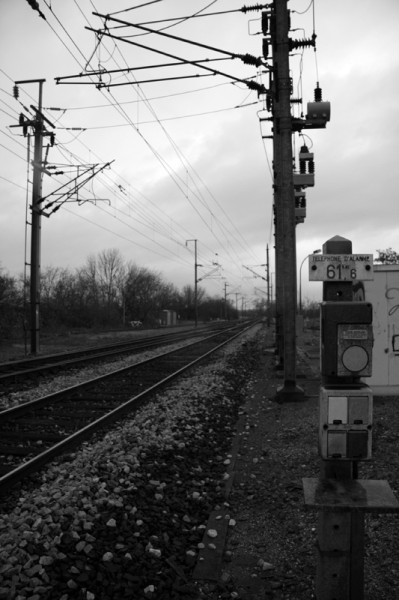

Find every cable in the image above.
[110,0,164,15]
[313,0,319,82]
[48,79,239,110]
[0,174,28,191]
[112,1,221,35]
[4,3,266,289]
[94,38,251,264]
[1,48,198,274]
[73,101,255,128]
[83,25,265,92]
[62,204,192,267]
[0,142,27,162]
[77,30,264,271]
[292,0,314,16]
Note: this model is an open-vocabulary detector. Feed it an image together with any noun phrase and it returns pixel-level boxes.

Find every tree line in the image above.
[0,249,249,339]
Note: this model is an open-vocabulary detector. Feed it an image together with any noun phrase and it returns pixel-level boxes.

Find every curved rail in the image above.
[0,322,257,494]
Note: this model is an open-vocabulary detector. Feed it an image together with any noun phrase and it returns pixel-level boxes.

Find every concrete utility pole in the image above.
[271,1,303,400]
[30,81,45,355]
[224,281,229,320]
[266,244,271,326]
[13,79,47,354]
[186,239,199,326]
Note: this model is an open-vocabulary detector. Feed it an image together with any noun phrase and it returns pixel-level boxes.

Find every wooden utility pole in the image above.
[271,1,303,400]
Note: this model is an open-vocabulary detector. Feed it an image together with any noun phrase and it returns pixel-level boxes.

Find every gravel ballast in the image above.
[0,338,204,412]
[1,325,398,600]
[0,327,262,600]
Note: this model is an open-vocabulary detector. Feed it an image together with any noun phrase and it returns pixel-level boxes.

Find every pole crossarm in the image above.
[243,264,267,282]
[197,265,221,283]
[54,57,234,84]
[91,11,265,67]
[62,26,267,93]
[39,160,114,217]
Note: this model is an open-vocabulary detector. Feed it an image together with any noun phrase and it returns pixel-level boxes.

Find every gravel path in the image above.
[202,329,399,600]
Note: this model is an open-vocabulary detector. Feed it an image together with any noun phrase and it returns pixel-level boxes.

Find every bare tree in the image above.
[0,267,21,338]
[96,249,126,324]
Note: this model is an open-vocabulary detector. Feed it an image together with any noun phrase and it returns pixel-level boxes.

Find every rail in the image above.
[0,321,257,494]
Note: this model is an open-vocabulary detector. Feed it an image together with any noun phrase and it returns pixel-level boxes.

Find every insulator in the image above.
[298,144,314,176]
[13,85,19,99]
[19,113,25,126]
[314,84,323,102]
[246,80,267,94]
[290,98,302,104]
[261,11,269,35]
[50,133,55,147]
[289,37,316,51]
[240,53,263,67]
[262,38,269,59]
[241,4,268,14]
[266,94,273,112]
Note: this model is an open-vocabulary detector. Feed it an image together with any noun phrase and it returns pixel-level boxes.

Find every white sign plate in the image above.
[308,254,374,281]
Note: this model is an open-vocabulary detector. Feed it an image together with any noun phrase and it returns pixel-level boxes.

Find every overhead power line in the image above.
[2,3,266,289]
[108,3,271,21]
[92,12,261,64]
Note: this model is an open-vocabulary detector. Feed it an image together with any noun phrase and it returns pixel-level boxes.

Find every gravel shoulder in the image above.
[202,327,399,600]
[0,324,398,600]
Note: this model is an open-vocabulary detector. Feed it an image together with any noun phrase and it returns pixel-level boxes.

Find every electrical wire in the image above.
[1,2,267,293]
[74,102,255,127]
[292,0,314,16]
[0,142,26,162]
[0,174,27,190]
[110,0,164,16]
[111,1,221,36]
[99,32,261,266]
[62,204,192,266]
[83,17,266,268]
[48,79,240,110]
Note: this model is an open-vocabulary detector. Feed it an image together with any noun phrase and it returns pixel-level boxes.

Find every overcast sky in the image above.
[1,0,398,306]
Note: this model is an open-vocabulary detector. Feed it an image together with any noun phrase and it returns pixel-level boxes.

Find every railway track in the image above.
[0,323,227,385]
[0,321,256,494]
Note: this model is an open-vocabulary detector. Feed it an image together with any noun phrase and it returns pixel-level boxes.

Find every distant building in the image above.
[159,310,177,327]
